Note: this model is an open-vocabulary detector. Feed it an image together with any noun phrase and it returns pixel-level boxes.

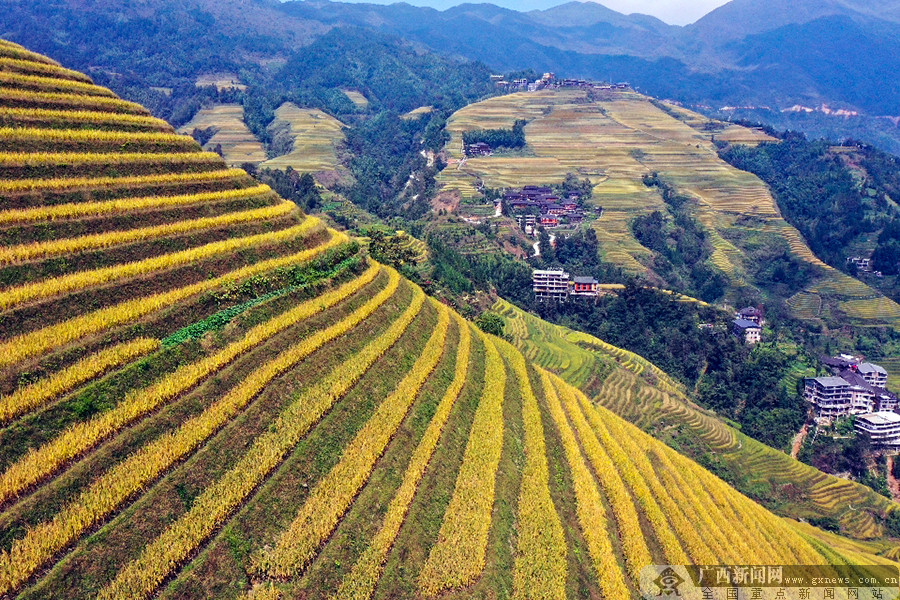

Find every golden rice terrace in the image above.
[0,40,896,600]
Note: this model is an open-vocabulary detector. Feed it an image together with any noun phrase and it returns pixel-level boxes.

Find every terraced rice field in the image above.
[424,220,499,256]
[656,101,776,147]
[495,299,898,540]
[177,103,266,166]
[401,106,434,120]
[341,89,369,110]
[841,295,900,322]
[0,40,895,600]
[260,103,346,174]
[195,73,248,92]
[878,358,900,385]
[441,90,900,327]
[396,230,429,263]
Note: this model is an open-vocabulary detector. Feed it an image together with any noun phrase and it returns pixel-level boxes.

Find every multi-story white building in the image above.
[804,377,853,420]
[849,381,876,414]
[855,411,900,447]
[805,375,898,421]
[808,356,897,420]
[533,269,570,301]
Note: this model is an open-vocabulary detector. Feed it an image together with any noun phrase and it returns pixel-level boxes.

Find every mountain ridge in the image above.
[6,0,900,155]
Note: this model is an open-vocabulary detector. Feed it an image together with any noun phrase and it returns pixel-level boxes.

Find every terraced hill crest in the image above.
[0,39,896,600]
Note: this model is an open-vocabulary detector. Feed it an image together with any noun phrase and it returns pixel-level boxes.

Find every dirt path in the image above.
[791,423,809,459]
[888,456,900,502]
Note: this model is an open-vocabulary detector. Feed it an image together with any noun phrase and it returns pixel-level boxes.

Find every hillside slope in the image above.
[494,299,899,541]
[440,89,900,329]
[0,40,895,599]
[177,103,267,166]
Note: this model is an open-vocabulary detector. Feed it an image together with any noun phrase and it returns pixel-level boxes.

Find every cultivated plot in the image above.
[260,103,346,175]
[177,103,266,166]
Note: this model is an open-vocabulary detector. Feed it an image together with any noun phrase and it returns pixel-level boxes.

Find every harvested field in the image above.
[195,73,248,92]
[341,89,369,110]
[260,103,346,174]
[177,104,266,166]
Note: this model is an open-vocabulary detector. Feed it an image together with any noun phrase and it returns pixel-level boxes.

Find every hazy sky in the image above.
[330,0,732,25]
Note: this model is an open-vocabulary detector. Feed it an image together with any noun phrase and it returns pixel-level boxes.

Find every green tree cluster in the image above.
[634,176,727,302]
[475,312,505,336]
[721,135,900,277]
[462,119,526,151]
[250,168,322,213]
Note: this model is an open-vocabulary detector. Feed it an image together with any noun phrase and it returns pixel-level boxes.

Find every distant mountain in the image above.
[280,0,683,60]
[720,16,900,115]
[528,1,670,29]
[2,0,900,151]
[690,0,900,41]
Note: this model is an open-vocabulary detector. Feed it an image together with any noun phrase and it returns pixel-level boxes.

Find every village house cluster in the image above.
[491,72,630,93]
[532,269,600,300]
[804,354,900,446]
[465,142,492,157]
[506,185,585,232]
[847,256,883,278]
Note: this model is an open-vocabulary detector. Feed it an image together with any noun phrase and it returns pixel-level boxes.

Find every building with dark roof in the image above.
[465,142,491,157]
[735,306,763,325]
[732,318,761,344]
[539,215,559,228]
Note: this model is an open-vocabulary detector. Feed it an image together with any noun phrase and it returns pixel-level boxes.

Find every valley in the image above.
[178,104,267,166]
[259,103,347,175]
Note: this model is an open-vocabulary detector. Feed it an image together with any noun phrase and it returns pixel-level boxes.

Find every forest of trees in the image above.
[633,174,727,302]
[720,134,900,276]
[462,119,526,150]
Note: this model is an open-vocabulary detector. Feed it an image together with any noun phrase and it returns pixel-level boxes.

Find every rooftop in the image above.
[573,276,598,284]
[841,370,877,395]
[859,362,888,375]
[856,411,900,426]
[733,318,761,330]
[810,376,850,387]
[821,356,851,369]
